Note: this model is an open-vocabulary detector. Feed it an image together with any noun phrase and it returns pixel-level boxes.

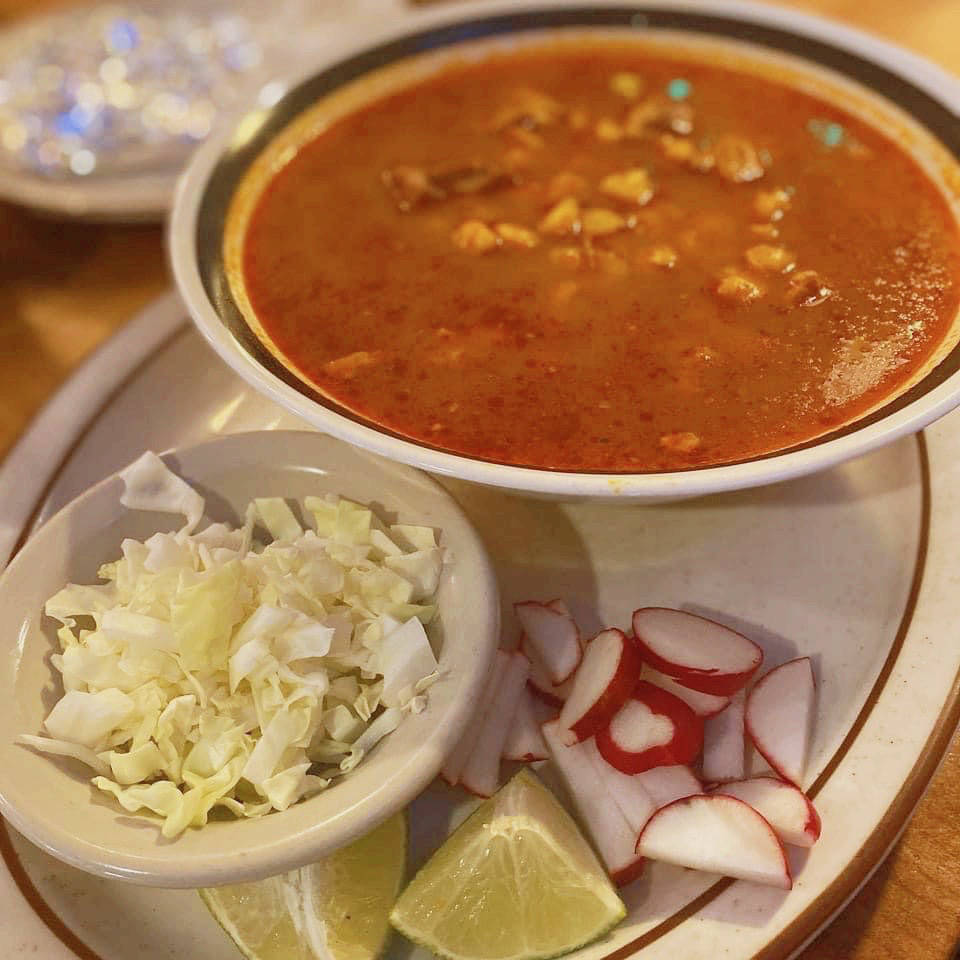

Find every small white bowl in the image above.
[0,430,499,887]
[170,0,960,503]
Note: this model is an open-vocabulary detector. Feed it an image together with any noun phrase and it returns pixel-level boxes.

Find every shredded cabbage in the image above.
[16,452,443,838]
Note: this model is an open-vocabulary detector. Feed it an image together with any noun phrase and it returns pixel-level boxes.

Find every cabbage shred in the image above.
[18,452,442,838]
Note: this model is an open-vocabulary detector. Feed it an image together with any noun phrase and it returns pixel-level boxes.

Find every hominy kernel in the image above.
[496,223,540,248]
[549,246,583,269]
[451,220,499,253]
[539,197,581,235]
[660,432,701,453]
[754,187,792,220]
[610,72,644,100]
[595,117,624,142]
[600,168,654,206]
[716,274,763,302]
[647,244,677,268]
[745,244,796,273]
[582,207,628,236]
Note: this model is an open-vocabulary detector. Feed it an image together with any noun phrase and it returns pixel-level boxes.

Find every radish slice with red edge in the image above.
[460,651,531,797]
[701,689,746,783]
[583,737,656,833]
[557,628,641,745]
[542,719,645,886]
[502,686,550,763]
[637,793,792,889]
[745,657,815,787]
[514,601,581,685]
[441,649,509,785]
[708,776,821,847]
[527,655,575,708]
[632,608,763,696]
[525,599,585,706]
[642,665,731,717]
[636,764,702,810]
[596,680,704,774]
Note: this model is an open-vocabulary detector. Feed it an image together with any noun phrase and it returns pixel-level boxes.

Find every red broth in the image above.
[237,45,960,472]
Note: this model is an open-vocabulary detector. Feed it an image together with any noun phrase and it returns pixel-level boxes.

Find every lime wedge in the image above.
[201,812,407,960]
[390,769,625,960]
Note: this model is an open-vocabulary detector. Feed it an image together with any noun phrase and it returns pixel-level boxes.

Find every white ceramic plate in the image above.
[3,291,960,960]
[0,429,499,887]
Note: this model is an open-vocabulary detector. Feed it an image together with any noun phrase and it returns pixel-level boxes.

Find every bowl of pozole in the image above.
[170,2,960,501]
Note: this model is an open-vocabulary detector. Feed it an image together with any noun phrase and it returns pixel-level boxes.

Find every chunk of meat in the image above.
[381,166,445,212]
[382,163,513,211]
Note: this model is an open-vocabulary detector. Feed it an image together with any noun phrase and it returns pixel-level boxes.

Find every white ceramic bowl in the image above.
[170,0,960,502]
[0,430,499,887]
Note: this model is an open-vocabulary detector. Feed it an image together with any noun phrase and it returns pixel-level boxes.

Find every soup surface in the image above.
[236,42,960,472]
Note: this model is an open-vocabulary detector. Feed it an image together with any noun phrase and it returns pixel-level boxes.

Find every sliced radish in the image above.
[701,689,746,783]
[441,649,509,785]
[460,652,532,797]
[502,687,550,762]
[542,720,645,886]
[636,764,702,810]
[637,794,792,889]
[557,628,641,745]
[515,601,581,685]
[525,599,584,706]
[584,737,656,833]
[745,657,815,787]
[527,655,575,708]
[632,608,763,695]
[545,598,573,617]
[642,666,731,717]
[709,777,821,848]
[596,681,703,774]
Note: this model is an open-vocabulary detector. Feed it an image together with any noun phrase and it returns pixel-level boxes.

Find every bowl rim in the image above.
[0,429,500,886]
[170,0,960,501]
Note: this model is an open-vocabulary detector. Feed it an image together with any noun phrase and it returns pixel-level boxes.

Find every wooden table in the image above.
[1,1,958,957]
